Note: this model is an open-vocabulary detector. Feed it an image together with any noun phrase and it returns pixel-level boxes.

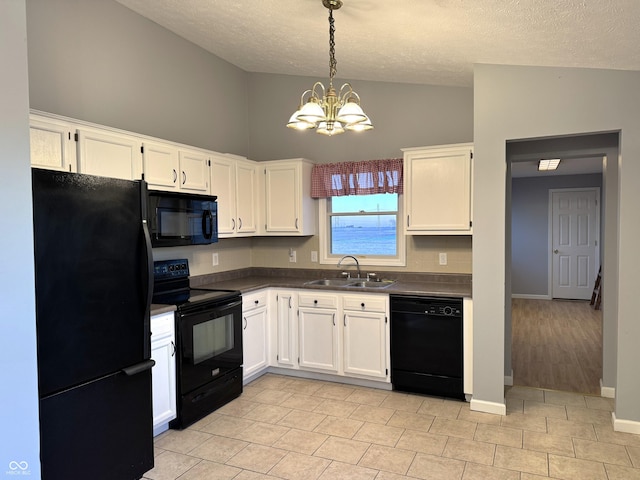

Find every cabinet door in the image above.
[178,149,209,193]
[143,141,179,190]
[298,307,338,373]
[210,155,237,235]
[77,128,142,180]
[150,312,176,436]
[275,292,296,367]
[243,306,268,379]
[235,160,257,234]
[343,310,387,378]
[29,116,75,172]
[404,144,472,233]
[265,163,299,232]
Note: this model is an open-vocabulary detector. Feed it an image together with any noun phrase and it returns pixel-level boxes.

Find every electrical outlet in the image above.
[311,251,318,262]
[289,250,297,263]
[439,252,447,266]
[212,253,219,266]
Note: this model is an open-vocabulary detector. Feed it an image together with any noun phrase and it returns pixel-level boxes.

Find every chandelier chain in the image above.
[328,9,337,83]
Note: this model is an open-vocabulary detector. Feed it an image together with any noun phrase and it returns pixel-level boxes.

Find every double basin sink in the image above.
[304,278,396,289]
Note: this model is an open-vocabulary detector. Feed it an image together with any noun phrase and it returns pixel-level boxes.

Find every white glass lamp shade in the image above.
[297,99,326,123]
[345,115,373,132]
[286,110,315,130]
[336,99,367,124]
[316,121,345,136]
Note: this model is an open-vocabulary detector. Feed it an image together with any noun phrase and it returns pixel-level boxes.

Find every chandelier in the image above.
[286,0,373,136]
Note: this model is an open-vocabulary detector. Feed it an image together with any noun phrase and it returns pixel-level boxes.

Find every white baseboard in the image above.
[511,294,551,300]
[612,412,640,435]
[504,369,514,386]
[470,398,506,416]
[600,378,616,398]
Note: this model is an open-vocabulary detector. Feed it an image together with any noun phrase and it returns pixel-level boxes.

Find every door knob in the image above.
[554,249,559,254]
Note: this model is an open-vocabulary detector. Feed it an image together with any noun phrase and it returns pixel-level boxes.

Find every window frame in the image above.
[318,195,406,267]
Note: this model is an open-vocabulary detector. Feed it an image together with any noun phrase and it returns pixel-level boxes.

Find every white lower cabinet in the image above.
[150,311,177,436]
[298,293,339,373]
[242,290,269,381]
[342,295,389,379]
[273,291,297,367]
[272,289,390,382]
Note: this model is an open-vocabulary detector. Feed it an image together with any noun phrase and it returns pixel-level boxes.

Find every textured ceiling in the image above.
[115,0,640,87]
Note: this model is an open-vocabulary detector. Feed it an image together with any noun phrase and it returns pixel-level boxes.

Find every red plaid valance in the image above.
[311,158,403,198]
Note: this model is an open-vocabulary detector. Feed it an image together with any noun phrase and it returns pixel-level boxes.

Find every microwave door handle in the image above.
[202,210,213,239]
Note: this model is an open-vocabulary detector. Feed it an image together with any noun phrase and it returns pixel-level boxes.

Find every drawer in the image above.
[342,295,387,313]
[243,290,268,311]
[298,293,338,309]
[151,311,175,337]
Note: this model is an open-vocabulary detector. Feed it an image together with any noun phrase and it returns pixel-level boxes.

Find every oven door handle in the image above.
[202,210,213,239]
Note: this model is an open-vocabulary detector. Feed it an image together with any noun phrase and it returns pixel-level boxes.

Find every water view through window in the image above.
[330,194,398,256]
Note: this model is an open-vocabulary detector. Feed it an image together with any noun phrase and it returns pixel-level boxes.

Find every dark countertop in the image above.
[191,268,472,298]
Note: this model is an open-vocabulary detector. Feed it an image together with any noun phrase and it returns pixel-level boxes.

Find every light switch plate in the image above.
[439,252,447,265]
[212,253,219,266]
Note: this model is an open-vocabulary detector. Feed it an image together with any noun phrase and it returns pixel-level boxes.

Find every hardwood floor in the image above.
[511,298,602,395]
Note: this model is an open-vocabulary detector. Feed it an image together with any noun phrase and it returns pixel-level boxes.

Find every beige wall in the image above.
[170,234,472,276]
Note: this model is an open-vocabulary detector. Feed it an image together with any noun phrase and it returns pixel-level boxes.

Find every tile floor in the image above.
[143,374,640,480]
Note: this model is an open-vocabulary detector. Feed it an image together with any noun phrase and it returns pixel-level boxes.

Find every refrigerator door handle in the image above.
[142,219,154,358]
[122,359,156,376]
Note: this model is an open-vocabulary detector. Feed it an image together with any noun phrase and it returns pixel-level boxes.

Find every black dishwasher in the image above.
[390,295,464,400]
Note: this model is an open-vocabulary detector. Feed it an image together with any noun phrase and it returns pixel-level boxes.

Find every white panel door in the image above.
[235,160,258,234]
[275,292,296,367]
[298,308,338,372]
[551,189,599,300]
[143,141,179,190]
[29,116,75,172]
[210,155,237,235]
[343,311,386,378]
[265,163,299,232]
[178,149,209,193]
[77,128,142,180]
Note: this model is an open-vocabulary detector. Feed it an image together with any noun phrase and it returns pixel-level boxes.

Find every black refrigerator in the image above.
[32,168,155,480]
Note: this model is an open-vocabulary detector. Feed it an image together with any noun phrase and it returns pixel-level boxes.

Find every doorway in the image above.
[507,132,617,395]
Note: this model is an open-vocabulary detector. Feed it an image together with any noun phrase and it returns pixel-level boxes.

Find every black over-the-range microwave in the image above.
[148,191,218,247]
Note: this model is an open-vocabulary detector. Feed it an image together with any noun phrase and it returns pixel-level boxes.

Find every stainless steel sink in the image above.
[305,278,395,288]
[346,280,396,288]
[304,278,356,287]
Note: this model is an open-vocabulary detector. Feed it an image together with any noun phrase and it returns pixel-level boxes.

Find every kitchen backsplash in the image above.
[152,235,472,277]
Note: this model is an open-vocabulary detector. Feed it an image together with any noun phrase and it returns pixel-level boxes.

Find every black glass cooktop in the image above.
[152,288,240,308]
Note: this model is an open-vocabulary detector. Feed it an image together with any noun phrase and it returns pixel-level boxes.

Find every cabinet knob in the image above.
[361,302,365,308]
[254,299,259,305]
[314,299,318,304]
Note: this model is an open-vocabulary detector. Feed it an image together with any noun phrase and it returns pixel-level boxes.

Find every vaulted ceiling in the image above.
[115,0,640,87]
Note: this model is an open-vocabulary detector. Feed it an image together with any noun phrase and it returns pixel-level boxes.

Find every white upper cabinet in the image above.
[263,159,317,236]
[142,141,180,190]
[234,159,258,234]
[403,143,473,235]
[76,127,143,181]
[178,149,209,193]
[210,154,257,237]
[143,142,210,193]
[29,115,76,172]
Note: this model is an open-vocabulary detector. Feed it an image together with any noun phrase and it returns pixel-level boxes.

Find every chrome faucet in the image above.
[337,255,361,279]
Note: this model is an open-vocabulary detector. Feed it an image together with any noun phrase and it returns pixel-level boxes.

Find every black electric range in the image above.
[152,259,243,429]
